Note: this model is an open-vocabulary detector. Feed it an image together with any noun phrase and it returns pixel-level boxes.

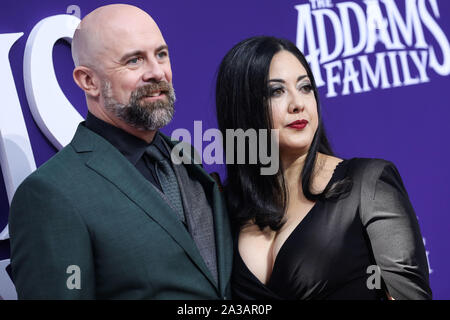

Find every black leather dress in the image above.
[231,158,432,300]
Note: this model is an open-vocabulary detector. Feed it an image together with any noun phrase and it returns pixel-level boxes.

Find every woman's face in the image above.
[268,50,318,156]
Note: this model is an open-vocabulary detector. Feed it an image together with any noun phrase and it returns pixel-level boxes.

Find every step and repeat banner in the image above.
[0,0,449,299]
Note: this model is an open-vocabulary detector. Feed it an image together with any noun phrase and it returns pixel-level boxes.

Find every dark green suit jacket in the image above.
[9,123,233,299]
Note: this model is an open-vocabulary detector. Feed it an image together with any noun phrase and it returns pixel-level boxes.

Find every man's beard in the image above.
[102,80,176,130]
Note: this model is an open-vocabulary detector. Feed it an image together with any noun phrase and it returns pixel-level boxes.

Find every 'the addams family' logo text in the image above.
[295,0,450,97]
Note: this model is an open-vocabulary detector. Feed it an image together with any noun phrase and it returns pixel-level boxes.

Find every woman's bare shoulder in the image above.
[311,153,344,193]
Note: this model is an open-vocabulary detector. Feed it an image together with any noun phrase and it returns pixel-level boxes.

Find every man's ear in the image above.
[73,66,101,97]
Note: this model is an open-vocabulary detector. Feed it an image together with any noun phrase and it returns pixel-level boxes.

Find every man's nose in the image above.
[142,59,165,82]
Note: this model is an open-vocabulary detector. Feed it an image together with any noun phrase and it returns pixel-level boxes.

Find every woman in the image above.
[215,36,432,300]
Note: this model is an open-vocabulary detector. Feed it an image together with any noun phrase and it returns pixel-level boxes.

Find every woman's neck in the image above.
[281,152,308,194]
[281,151,325,199]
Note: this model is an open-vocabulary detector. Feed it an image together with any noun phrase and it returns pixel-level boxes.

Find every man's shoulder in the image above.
[14,145,78,191]
[26,124,112,181]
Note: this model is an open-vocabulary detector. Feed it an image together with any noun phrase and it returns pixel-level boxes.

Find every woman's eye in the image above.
[299,84,313,94]
[270,87,284,97]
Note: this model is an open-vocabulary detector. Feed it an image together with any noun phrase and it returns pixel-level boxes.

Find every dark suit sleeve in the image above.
[9,175,95,299]
[360,161,432,300]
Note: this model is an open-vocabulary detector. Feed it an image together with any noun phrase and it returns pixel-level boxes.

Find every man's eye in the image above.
[157,51,168,59]
[127,57,142,64]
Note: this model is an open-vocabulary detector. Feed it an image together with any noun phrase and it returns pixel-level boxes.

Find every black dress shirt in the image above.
[85,112,168,193]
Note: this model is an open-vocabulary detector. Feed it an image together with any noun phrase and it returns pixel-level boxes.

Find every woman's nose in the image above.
[288,93,305,113]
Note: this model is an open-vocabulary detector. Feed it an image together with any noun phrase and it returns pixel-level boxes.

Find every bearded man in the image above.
[9,4,232,299]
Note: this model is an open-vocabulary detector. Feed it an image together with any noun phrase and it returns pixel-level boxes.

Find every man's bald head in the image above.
[71,4,162,68]
[71,4,174,141]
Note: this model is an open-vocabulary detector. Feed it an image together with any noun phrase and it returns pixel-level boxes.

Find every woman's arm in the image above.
[359,160,432,300]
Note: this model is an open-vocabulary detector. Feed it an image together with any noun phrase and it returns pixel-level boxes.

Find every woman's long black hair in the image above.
[216,36,349,231]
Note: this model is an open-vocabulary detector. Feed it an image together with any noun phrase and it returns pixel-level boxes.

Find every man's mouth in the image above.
[134,82,172,103]
[141,91,167,100]
[147,91,164,97]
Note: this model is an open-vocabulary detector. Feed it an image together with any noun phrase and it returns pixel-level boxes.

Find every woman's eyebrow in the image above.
[268,75,309,83]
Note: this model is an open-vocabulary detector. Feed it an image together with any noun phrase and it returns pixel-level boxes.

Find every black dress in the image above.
[231,158,432,300]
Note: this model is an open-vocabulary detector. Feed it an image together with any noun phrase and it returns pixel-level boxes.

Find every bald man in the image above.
[9,4,232,299]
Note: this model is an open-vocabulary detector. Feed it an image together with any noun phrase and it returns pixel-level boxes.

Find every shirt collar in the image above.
[85,112,169,165]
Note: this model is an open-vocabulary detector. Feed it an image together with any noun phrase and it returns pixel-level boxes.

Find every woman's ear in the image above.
[73,66,100,98]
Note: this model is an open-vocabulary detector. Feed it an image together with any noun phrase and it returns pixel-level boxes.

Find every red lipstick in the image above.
[287,119,308,130]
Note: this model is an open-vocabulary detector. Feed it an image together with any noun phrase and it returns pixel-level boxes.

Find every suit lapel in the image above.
[161,133,233,296]
[71,124,220,291]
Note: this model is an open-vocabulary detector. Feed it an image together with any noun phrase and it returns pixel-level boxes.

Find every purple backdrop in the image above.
[1,0,449,299]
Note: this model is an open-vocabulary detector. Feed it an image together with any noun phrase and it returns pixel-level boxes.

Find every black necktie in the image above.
[145,145,185,223]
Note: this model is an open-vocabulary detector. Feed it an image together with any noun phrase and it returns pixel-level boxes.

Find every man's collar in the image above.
[84,112,168,164]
